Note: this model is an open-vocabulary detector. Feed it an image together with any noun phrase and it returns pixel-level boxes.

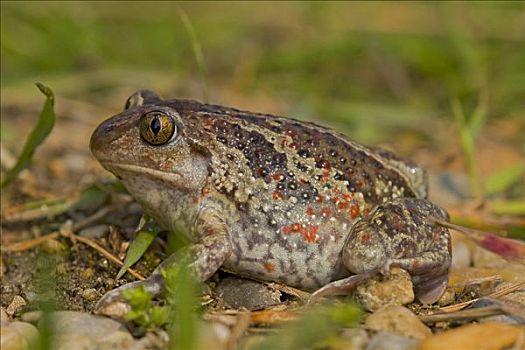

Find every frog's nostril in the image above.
[90,122,112,154]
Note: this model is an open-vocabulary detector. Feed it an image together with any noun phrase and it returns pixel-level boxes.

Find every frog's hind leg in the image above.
[309,258,448,304]
[309,198,452,305]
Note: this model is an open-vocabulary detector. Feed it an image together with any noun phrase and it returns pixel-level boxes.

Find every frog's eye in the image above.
[139,111,177,145]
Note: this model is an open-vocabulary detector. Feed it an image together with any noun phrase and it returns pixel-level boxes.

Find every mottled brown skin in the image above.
[90,90,451,311]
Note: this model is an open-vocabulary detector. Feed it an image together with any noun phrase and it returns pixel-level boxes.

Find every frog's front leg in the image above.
[96,207,232,316]
[310,198,451,304]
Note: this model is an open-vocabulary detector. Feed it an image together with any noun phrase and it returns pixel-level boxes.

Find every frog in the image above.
[90,90,451,312]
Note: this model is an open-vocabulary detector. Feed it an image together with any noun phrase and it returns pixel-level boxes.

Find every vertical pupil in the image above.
[150,116,161,134]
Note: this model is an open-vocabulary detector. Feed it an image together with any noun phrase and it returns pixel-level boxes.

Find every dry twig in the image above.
[440,281,525,313]
[419,305,503,323]
[2,205,145,280]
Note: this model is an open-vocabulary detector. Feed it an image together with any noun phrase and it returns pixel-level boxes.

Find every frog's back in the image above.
[168,99,428,289]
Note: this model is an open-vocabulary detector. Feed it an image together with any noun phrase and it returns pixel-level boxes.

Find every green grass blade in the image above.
[484,163,525,196]
[165,265,199,350]
[116,228,158,279]
[176,7,209,102]
[1,83,56,188]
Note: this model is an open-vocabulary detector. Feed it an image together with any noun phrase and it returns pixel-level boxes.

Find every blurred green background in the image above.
[1,1,524,144]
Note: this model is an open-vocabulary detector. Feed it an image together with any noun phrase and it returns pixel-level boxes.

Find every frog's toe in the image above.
[95,294,132,319]
[414,273,448,304]
[94,283,137,318]
[308,270,378,305]
[95,275,164,318]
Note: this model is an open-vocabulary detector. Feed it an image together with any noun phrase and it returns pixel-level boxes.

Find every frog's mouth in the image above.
[102,162,182,183]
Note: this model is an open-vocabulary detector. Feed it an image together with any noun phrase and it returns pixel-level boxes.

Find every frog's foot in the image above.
[308,269,379,305]
[414,273,448,304]
[95,274,164,318]
[378,258,393,277]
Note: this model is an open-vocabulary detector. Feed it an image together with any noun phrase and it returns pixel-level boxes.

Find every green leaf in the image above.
[165,265,199,350]
[150,306,170,327]
[489,200,525,216]
[122,284,151,309]
[1,83,56,188]
[484,163,525,196]
[116,225,159,279]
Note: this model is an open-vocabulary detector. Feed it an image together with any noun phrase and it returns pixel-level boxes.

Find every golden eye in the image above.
[139,111,177,145]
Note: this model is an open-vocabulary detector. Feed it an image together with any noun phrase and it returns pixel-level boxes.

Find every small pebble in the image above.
[353,268,414,311]
[6,296,26,316]
[450,231,471,269]
[419,322,524,350]
[42,238,67,253]
[0,320,40,350]
[81,267,95,279]
[367,331,420,350]
[42,311,135,350]
[78,224,109,239]
[339,328,369,349]
[1,257,6,278]
[1,308,8,321]
[22,292,37,304]
[365,305,432,340]
[198,321,231,349]
[81,288,100,302]
[20,311,43,324]
[215,277,282,311]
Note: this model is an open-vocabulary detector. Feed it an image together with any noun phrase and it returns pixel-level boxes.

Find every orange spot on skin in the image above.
[273,191,283,200]
[350,203,360,219]
[306,207,315,216]
[322,207,331,218]
[281,223,319,243]
[203,119,214,130]
[264,262,275,273]
[338,201,349,210]
[160,161,174,171]
[282,225,292,235]
[201,188,210,196]
[300,224,319,243]
[272,173,285,182]
[343,194,352,201]
[315,195,324,203]
[361,233,370,243]
[321,169,330,182]
[291,223,301,232]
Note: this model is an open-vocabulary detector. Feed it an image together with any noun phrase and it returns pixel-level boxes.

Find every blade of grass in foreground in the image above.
[35,251,58,350]
[176,7,209,103]
[1,83,56,188]
[165,264,199,350]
